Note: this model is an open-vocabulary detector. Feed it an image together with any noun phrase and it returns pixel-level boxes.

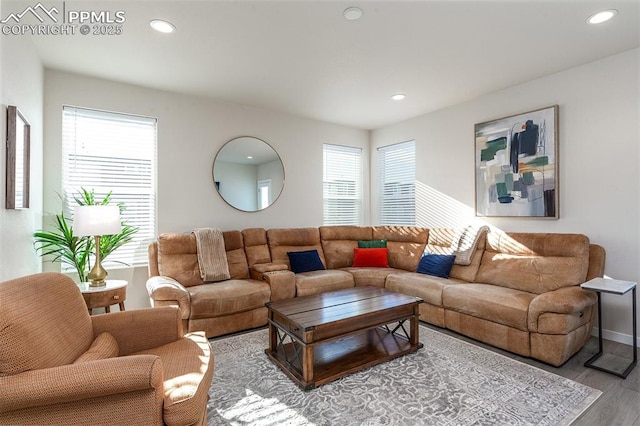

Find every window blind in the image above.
[377,140,415,225]
[62,106,157,268]
[323,144,363,225]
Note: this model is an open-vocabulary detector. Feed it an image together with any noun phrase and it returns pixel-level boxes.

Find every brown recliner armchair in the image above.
[0,272,213,425]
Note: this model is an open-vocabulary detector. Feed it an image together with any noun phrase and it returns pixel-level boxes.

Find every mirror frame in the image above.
[6,105,30,209]
[212,136,285,212]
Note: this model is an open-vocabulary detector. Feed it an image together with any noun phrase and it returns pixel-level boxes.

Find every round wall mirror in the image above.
[212,136,285,212]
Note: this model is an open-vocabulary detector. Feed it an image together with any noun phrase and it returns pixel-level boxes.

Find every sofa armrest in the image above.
[251,264,296,301]
[0,355,163,413]
[251,262,290,274]
[528,286,597,332]
[146,275,191,319]
[92,307,182,355]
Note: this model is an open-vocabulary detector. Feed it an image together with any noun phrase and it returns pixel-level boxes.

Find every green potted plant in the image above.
[34,188,138,282]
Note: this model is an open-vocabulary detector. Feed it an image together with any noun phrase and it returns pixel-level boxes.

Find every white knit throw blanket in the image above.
[193,228,231,282]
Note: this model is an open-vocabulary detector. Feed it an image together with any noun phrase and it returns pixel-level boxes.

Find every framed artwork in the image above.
[475,105,558,218]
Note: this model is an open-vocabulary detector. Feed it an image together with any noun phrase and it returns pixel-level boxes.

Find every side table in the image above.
[581,277,637,378]
[78,280,128,315]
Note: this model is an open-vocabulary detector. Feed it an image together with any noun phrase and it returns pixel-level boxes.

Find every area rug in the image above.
[207,325,601,425]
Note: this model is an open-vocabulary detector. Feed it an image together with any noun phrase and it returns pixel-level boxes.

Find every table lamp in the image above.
[73,205,122,287]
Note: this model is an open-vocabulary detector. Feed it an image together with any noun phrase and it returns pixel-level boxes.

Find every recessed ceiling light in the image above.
[150,19,175,33]
[344,7,363,21]
[587,9,617,24]
[247,156,253,159]
[391,94,406,101]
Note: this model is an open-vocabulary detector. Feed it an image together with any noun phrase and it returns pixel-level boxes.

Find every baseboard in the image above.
[591,326,639,347]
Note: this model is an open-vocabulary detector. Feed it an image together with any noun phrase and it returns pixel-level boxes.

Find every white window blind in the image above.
[62,106,157,268]
[377,140,415,225]
[323,144,363,225]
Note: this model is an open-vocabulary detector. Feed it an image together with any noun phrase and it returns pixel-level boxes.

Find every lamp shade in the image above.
[73,205,122,236]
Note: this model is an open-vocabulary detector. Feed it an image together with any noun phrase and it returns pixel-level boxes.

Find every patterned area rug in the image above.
[207,325,600,425]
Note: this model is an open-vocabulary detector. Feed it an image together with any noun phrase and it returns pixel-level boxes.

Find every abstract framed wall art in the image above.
[475,105,558,218]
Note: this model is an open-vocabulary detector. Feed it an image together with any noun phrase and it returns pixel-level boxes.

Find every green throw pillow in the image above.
[358,239,387,248]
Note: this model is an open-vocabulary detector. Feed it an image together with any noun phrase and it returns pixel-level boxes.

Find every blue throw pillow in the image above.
[287,250,326,274]
[416,254,456,278]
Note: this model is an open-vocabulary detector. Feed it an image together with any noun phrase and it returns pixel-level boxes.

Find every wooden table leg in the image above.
[410,308,419,347]
[268,322,277,354]
[118,302,125,311]
[302,343,314,386]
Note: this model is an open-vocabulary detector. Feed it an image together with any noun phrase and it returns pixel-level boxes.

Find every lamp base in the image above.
[88,235,108,287]
[88,278,107,287]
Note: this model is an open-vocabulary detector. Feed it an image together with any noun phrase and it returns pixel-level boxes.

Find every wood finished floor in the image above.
[424,324,640,425]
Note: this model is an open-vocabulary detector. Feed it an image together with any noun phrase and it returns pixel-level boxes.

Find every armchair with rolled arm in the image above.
[0,272,213,426]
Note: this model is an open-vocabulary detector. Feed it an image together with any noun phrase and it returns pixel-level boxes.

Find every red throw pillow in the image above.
[352,248,389,268]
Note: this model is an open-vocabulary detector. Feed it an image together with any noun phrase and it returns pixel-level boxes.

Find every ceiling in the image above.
[10,0,640,130]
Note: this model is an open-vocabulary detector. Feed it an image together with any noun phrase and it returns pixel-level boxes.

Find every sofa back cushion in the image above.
[0,273,94,376]
[267,228,326,269]
[223,230,251,280]
[242,228,272,267]
[475,232,590,294]
[157,231,249,287]
[157,233,205,287]
[425,227,486,282]
[372,226,428,272]
[320,226,373,269]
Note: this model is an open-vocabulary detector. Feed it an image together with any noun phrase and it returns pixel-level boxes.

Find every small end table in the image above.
[78,280,128,314]
[581,277,637,379]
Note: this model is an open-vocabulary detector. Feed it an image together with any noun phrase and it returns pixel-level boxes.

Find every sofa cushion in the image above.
[157,232,250,286]
[341,267,402,288]
[320,226,373,269]
[386,272,467,307]
[158,233,205,287]
[133,332,213,426]
[222,230,250,279]
[242,228,271,267]
[287,250,326,273]
[372,226,428,272]
[188,280,270,319]
[0,273,94,376]
[417,254,456,278]
[295,270,355,297]
[442,283,536,331]
[424,227,460,255]
[268,228,326,269]
[358,239,387,248]
[352,248,389,268]
[74,332,119,363]
[475,232,590,294]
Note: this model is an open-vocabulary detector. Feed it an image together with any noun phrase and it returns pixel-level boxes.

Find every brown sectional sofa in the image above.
[146,225,605,367]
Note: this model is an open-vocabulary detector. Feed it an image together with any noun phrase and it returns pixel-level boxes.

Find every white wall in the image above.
[0,32,43,281]
[44,70,370,310]
[371,48,640,345]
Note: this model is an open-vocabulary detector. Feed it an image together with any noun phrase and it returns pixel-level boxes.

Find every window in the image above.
[62,106,157,268]
[377,140,415,225]
[323,144,363,225]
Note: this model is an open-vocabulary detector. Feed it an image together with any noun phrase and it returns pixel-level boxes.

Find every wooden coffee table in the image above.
[265,286,423,390]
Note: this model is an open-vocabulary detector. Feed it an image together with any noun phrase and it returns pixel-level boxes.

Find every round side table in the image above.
[78,280,128,314]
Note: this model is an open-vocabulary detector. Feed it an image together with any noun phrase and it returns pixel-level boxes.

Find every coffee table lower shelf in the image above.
[265,326,423,390]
